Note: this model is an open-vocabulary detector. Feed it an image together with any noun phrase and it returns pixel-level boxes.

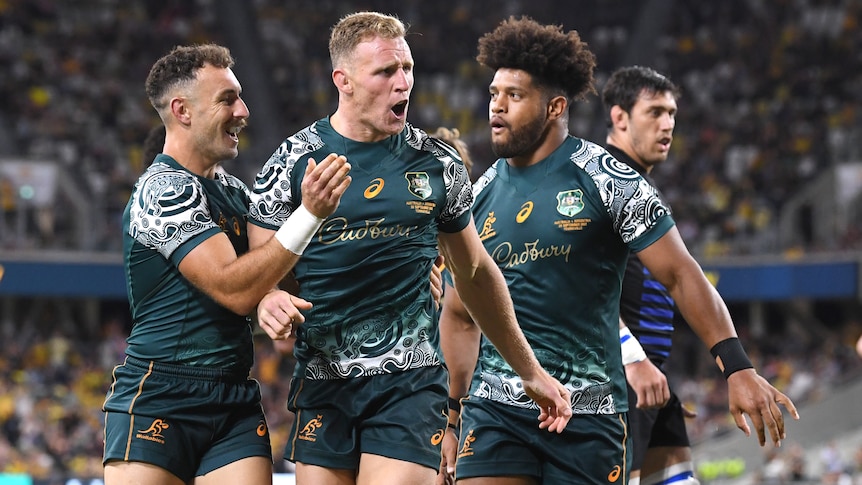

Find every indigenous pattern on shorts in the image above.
[123,155,254,372]
[470,136,674,413]
[249,119,472,379]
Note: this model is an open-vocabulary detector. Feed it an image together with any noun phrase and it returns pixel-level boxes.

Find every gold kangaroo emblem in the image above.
[478,212,497,241]
[299,414,324,441]
[139,419,170,438]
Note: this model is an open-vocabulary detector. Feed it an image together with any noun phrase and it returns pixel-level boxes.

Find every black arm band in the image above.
[448,397,462,413]
[709,337,754,379]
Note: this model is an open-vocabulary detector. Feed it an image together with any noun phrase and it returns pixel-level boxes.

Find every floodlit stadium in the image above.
[1,1,861,484]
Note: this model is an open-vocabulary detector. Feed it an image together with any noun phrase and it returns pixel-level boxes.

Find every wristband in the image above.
[620,327,647,365]
[274,204,324,255]
[709,337,754,379]
[447,422,459,439]
[448,397,462,414]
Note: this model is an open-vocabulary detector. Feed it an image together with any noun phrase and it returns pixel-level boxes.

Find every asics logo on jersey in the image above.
[516,201,533,223]
[556,189,584,217]
[607,465,622,482]
[136,418,169,444]
[457,429,476,458]
[298,414,324,442]
[478,212,497,241]
[364,178,385,199]
[257,421,267,437]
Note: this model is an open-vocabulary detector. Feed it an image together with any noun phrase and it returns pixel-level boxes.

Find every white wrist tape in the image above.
[620,326,647,365]
[274,204,324,255]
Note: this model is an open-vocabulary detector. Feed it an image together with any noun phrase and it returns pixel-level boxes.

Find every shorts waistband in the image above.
[123,355,250,381]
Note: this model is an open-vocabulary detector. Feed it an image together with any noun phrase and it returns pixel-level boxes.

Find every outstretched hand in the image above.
[726,369,800,446]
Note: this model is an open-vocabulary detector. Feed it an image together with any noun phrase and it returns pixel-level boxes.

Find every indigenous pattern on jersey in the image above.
[123,154,254,372]
[249,118,472,380]
[609,146,679,367]
[470,136,674,414]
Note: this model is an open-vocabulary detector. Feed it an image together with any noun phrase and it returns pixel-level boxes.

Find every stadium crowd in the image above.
[1,0,860,256]
[2,0,862,482]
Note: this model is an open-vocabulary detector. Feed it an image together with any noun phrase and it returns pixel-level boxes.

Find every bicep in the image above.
[248,223,276,250]
[177,232,237,294]
[636,226,703,292]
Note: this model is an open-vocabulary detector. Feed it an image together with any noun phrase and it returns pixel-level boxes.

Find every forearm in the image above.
[205,237,301,315]
[667,264,737,349]
[439,286,481,398]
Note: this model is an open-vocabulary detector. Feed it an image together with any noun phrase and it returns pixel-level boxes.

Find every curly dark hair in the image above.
[601,65,681,127]
[476,16,596,101]
[145,44,235,112]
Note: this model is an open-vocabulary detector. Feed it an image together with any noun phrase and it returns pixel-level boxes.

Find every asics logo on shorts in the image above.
[431,428,445,446]
[607,465,621,482]
[136,418,169,444]
[257,420,268,437]
[299,414,324,442]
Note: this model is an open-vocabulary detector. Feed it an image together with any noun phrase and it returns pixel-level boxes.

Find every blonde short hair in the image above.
[329,12,406,69]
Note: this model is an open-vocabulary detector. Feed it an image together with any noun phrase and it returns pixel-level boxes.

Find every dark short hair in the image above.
[476,16,596,101]
[145,44,235,112]
[601,66,680,123]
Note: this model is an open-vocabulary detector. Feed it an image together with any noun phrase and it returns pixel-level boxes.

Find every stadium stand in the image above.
[0,1,861,483]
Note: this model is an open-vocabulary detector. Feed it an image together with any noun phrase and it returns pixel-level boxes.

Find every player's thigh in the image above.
[356,452,436,485]
[295,462,355,485]
[193,456,272,485]
[104,460,185,485]
[640,446,692,478]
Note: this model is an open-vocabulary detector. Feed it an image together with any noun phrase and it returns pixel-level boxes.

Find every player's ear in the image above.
[332,68,352,95]
[610,105,628,131]
[170,97,192,126]
[547,95,567,121]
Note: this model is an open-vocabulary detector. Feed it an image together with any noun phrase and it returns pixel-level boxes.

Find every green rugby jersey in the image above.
[123,155,255,373]
[249,118,472,380]
[470,136,674,414]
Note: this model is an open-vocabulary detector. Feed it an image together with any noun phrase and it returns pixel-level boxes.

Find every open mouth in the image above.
[489,117,507,133]
[391,100,408,117]
[227,125,242,143]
